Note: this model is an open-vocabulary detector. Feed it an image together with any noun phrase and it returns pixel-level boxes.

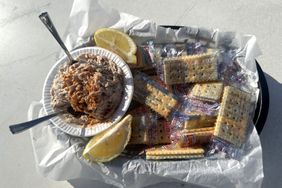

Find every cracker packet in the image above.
[132,71,180,119]
[146,144,205,160]
[144,41,219,85]
[176,127,214,147]
[127,105,172,146]
[207,85,257,159]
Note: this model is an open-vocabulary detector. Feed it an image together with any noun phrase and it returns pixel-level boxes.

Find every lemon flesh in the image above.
[94,28,137,64]
[83,115,132,162]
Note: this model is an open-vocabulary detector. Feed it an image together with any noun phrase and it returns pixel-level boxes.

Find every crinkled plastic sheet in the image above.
[29,0,263,187]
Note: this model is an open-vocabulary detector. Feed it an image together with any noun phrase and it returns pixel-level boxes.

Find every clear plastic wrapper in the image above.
[29,0,263,187]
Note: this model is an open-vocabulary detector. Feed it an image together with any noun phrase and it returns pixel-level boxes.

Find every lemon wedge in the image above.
[94,28,137,64]
[83,115,132,162]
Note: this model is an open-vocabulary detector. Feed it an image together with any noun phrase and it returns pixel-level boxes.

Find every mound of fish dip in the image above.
[51,53,124,127]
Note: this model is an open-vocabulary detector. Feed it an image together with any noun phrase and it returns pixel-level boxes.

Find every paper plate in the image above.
[42,47,134,137]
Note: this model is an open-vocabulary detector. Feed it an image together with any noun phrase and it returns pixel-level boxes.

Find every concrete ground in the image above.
[0,0,281,187]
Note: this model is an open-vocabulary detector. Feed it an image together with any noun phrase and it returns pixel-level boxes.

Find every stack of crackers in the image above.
[127,50,253,160]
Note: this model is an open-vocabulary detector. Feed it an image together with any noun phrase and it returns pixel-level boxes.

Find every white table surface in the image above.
[1,0,282,187]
